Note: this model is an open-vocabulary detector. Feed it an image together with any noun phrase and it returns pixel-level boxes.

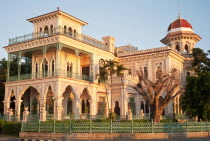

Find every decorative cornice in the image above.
[119,49,186,63]
[4,34,114,58]
[27,10,88,26]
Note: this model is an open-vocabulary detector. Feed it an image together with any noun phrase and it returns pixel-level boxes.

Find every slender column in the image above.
[174,101,176,114]
[3,101,10,115]
[6,54,11,82]
[75,49,80,78]
[89,53,95,82]
[55,43,61,75]
[120,87,124,117]
[74,98,81,118]
[18,51,22,80]
[14,100,23,116]
[178,97,180,114]
[89,100,94,116]
[54,96,63,120]
[39,98,47,121]
[147,60,152,81]
[149,106,151,118]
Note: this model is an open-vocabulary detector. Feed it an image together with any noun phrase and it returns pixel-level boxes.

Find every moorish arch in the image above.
[43,83,55,98]
[7,89,16,111]
[20,86,40,114]
[80,88,91,114]
[114,101,120,116]
[62,85,75,115]
[44,85,55,114]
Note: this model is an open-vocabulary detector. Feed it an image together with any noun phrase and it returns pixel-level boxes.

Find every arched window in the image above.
[50,25,53,35]
[40,28,43,37]
[82,99,86,113]
[140,101,144,113]
[187,71,191,76]
[184,44,189,53]
[176,97,179,113]
[67,62,72,77]
[86,99,90,113]
[64,25,67,34]
[74,29,77,38]
[44,26,49,37]
[68,27,72,37]
[145,102,149,114]
[35,62,38,78]
[175,44,180,52]
[156,66,162,80]
[144,67,148,79]
[114,101,120,116]
[42,58,48,77]
[52,60,54,76]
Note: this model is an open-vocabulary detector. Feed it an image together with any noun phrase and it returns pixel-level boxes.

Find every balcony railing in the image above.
[7,70,93,82]
[8,27,107,51]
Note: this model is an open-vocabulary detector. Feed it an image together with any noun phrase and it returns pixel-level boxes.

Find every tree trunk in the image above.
[150,105,163,122]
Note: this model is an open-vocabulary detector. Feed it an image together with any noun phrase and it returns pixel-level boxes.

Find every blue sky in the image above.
[0,0,209,59]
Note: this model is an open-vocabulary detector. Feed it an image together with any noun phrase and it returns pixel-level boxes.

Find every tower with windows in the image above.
[161,16,201,57]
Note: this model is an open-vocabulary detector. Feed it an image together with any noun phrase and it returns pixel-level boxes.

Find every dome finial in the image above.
[178,3,181,19]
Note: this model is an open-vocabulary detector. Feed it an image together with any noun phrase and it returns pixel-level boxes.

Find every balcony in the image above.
[8,27,107,51]
[7,70,93,82]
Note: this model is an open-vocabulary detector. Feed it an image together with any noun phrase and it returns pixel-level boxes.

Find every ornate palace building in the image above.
[3,9,201,120]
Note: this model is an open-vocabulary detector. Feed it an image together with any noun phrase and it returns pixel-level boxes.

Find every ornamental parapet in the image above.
[5,26,107,52]
[118,46,172,57]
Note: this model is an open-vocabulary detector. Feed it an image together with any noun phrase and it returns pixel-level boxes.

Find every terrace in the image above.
[8,26,107,51]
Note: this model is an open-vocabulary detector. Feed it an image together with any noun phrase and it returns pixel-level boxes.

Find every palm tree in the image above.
[103,59,118,112]
[116,64,127,118]
[98,59,127,118]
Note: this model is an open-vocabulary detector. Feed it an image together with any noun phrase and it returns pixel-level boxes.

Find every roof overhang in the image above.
[27,10,88,26]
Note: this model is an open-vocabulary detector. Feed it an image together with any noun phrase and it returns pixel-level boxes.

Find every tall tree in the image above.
[116,64,127,117]
[103,59,118,111]
[133,68,184,122]
[192,48,210,72]
[181,48,210,121]
[181,72,210,121]
[98,59,127,117]
[0,58,7,113]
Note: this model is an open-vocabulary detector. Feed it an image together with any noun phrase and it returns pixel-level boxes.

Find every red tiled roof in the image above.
[168,18,193,31]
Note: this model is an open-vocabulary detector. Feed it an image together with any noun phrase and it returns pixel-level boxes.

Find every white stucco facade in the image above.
[3,9,201,121]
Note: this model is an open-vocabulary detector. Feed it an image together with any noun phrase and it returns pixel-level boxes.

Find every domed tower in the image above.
[161,16,201,57]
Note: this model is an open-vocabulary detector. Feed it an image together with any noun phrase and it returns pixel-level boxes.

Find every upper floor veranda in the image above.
[4,10,116,83]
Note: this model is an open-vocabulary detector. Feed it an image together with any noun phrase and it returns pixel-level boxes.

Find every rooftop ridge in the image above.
[118,46,171,57]
[27,10,88,26]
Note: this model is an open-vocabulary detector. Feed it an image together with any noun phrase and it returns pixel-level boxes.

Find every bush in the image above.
[0,119,5,133]
[1,121,21,135]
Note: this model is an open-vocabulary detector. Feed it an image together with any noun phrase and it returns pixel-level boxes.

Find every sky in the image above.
[0,0,210,59]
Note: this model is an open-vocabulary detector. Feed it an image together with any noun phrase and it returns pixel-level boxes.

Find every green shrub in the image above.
[2,121,21,135]
[0,119,5,133]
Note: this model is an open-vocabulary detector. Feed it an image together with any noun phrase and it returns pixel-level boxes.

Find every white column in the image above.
[147,61,152,81]
[14,100,23,116]
[54,96,63,120]
[120,87,124,117]
[136,96,140,116]
[75,49,80,77]
[39,98,46,121]
[3,101,10,115]
[90,54,96,82]
[89,100,95,116]
[74,98,81,117]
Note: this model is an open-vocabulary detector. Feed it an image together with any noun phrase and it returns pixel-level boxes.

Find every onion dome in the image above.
[167,18,194,34]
